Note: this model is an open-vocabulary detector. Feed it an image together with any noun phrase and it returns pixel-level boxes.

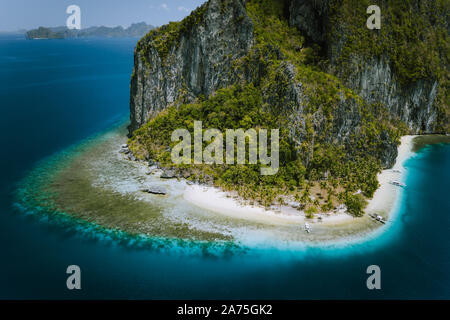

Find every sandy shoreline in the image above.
[184,135,418,228]
[20,125,421,246]
[365,135,417,219]
[183,184,355,226]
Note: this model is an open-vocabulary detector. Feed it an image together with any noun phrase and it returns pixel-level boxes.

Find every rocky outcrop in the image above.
[160,169,176,179]
[288,1,443,134]
[142,186,167,195]
[336,56,439,133]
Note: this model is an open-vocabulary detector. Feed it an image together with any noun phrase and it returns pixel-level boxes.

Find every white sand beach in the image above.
[366,135,416,218]
[184,135,417,227]
[184,185,305,225]
[31,125,421,245]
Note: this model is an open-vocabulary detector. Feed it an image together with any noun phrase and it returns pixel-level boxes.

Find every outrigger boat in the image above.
[369,213,386,224]
[304,222,312,233]
[390,180,406,187]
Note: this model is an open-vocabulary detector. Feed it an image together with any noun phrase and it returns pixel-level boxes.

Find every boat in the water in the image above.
[390,180,406,187]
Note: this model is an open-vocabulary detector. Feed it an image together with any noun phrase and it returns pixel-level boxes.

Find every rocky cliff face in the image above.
[289,0,446,135]
[129,0,448,168]
[341,56,439,133]
[129,0,253,133]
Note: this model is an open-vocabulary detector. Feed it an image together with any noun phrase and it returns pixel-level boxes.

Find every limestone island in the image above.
[17,0,449,251]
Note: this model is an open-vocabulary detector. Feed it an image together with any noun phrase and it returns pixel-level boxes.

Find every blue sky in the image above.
[0,0,207,31]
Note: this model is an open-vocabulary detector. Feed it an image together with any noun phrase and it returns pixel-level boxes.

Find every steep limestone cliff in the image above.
[130,0,448,145]
[129,0,254,133]
[286,0,448,135]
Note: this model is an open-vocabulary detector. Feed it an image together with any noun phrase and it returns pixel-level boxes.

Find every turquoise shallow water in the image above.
[0,35,449,299]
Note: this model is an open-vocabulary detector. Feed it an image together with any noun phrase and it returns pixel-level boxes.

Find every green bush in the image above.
[345,194,368,217]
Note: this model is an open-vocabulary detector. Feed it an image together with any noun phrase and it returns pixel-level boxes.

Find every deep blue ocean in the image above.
[0,34,449,299]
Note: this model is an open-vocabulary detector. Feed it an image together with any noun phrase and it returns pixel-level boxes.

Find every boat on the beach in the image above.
[369,213,386,224]
[304,222,312,233]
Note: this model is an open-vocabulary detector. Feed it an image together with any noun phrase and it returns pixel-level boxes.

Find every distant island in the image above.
[25,22,154,39]
[0,29,27,35]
